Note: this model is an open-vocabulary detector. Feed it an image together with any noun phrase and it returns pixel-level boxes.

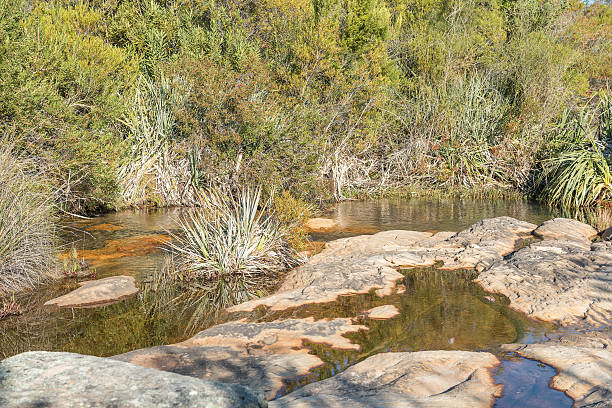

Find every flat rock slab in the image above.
[269,351,501,408]
[44,276,139,309]
[304,218,339,232]
[0,351,266,408]
[114,318,367,400]
[229,217,536,312]
[364,304,400,319]
[534,218,598,248]
[475,240,612,326]
[504,332,612,408]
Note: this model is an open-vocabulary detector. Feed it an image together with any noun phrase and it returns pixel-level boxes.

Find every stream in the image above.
[0,198,589,406]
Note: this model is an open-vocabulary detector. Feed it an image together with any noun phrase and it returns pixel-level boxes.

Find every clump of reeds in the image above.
[0,146,58,295]
[166,187,299,310]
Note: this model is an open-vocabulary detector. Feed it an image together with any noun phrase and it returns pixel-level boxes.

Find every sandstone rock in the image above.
[364,304,399,319]
[386,216,537,271]
[475,240,612,326]
[44,276,139,309]
[269,351,501,408]
[114,318,367,400]
[304,218,339,232]
[504,332,612,408]
[229,217,536,313]
[534,218,598,248]
[0,351,266,408]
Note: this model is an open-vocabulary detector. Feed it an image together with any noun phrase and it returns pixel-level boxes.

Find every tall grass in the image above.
[0,146,58,295]
[119,75,197,207]
[166,187,299,310]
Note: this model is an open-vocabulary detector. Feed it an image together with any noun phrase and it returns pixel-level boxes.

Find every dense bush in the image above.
[0,0,610,210]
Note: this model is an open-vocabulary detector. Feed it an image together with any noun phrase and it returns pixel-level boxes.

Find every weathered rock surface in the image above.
[304,218,339,232]
[114,318,367,399]
[44,276,139,309]
[269,351,501,408]
[534,218,598,248]
[229,217,536,312]
[504,331,612,408]
[475,240,612,326]
[364,304,400,319]
[385,216,537,271]
[0,351,266,408]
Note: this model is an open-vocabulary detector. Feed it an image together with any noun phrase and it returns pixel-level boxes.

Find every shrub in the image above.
[0,146,58,295]
[166,187,299,309]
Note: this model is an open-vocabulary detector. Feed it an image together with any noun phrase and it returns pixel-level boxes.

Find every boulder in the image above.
[269,351,501,408]
[44,276,139,309]
[533,218,598,248]
[114,318,367,400]
[304,218,339,232]
[0,351,266,408]
[503,332,612,408]
[475,240,612,326]
[229,217,536,312]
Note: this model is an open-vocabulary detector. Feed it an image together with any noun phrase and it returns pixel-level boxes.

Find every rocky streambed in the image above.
[1,215,610,407]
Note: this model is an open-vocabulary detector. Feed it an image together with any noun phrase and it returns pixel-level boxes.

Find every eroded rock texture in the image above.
[229,217,536,312]
[475,239,612,326]
[269,351,501,408]
[0,351,266,408]
[113,318,366,399]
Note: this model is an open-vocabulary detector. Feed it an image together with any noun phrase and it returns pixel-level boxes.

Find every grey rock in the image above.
[114,318,366,400]
[269,351,501,408]
[0,351,266,408]
[475,239,612,326]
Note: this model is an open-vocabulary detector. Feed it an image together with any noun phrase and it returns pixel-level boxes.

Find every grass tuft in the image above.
[166,187,299,311]
[0,146,58,295]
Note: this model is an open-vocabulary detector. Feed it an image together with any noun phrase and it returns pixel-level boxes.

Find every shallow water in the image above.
[0,199,577,406]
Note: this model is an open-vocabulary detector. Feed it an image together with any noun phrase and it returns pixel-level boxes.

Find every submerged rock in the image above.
[304,218,339,232]
[269,351,501,408]
[44,276,139,309]
[0,351,266,408]
[475,240,612,326]
[504,331,612,408]
[229,217,536,312]
[114,318,367,399]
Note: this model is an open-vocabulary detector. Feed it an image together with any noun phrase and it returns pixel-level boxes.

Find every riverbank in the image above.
[1,209,610,407]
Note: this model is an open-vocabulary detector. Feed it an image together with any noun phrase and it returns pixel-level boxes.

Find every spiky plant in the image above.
[0,146,58,295]
[538,92,612,208]
[167,187,298,310]
[539,145,611,208]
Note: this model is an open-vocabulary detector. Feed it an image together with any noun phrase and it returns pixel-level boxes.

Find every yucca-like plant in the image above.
[538,92,612,208]
[539,144,611,208]
[167,188,298,310]
[0,147,58,295]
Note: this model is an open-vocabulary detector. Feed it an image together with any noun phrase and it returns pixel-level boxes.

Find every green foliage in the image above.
[166,188,299,310]
[539,146,611,207]
[1,0,611,210]
[0,146,57,295]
